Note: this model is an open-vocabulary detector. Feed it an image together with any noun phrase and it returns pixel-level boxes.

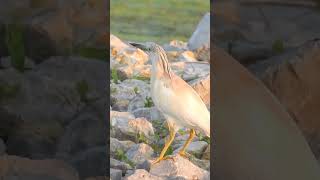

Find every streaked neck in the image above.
[151,51,172,79]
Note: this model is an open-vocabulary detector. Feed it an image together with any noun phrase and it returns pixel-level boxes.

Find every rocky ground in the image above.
[0,56,108,179]
[214,0,320,164]
[0,0,107,180]
[110,13,211,179]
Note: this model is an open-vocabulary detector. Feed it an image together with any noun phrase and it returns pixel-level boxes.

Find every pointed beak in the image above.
[128,42,147,51]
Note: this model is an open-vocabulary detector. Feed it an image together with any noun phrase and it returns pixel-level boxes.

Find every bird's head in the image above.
[129,41,163,56]
[129,41,171,75]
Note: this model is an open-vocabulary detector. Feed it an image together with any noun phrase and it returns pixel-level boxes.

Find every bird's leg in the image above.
[151,123,176,165]
[178,129,195,158]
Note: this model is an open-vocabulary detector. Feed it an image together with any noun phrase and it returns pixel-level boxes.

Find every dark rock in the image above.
[0,155,79,180]
[70,146,107,179]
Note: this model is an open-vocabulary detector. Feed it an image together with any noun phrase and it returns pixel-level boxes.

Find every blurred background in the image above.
[110,1,211,179]
[111,0,209,44]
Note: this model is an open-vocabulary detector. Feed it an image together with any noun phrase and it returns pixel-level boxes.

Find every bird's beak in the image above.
[128,42,147,51]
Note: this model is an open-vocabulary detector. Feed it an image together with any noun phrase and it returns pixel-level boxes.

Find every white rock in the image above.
[112,47,148,66]
[150,154,209,179]
[173,141,208,158]
[132,107,165,122]
[110,79,150,111]
[111,111,154,141]
[163,40,188,52]
[110,138,135,157]
[126,143,154,165]
[189,158,210,171]
[110,168,122,180]
[189,74,210,107]
[188,13,210,50]
[178,51,198,62]
[171,62,210,81]
[110,158,132,174]
[124,169,164,180]
[110,34,129,50]
[174,134,199,144]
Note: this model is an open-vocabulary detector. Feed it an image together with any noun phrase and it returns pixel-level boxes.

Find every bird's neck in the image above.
[151,54,172,79]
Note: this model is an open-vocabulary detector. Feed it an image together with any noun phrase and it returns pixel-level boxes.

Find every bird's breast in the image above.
[150,78,173,111]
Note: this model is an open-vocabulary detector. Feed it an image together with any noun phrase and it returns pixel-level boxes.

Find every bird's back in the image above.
[152,73,210,136]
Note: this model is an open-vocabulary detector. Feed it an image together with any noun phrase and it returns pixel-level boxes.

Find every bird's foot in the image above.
[178,151,190,159]
[151,156,175,165]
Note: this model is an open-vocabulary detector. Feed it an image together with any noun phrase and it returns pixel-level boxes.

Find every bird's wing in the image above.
[157,75,210,135]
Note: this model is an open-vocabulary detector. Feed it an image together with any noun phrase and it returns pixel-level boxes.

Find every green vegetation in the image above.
[144,96,154,107]
[151,120,169,155]
[110,0,209,44]
[133,86,139,94]
[0,83,20,102]
[75,80,89,103]
[132,75,150,81]
[198,133,210,144]
[111,86,117,94]
[136,132,148,144]
[164,146,173,156]
[5,23,26,72]
[111,68,120,84]
[178,129,187,136]
[115,149,135,167]
[272,39,285,54]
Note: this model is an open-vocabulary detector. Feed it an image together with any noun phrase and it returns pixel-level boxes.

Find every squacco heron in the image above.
[130,42,210,164]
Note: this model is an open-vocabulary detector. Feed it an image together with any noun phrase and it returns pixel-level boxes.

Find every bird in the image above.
[129,42,210,164]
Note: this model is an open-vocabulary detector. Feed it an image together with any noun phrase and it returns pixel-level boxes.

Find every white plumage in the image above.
[130,41,210,164]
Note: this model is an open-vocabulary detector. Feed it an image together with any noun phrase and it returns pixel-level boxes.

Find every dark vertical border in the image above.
[106,0,110,178]
[210,0,216,178]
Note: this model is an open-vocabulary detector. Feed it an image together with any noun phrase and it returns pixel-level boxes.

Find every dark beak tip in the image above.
[128,42,146,50]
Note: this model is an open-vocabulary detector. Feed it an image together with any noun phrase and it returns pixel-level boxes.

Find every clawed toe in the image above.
[178,151,190,158]
[151,156,175,165]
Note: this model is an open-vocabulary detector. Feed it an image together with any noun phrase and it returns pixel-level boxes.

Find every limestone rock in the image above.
[188,13,210,50]
[132,107,165,122]
[110,168,122,180]
[150,154,209,180]
[110,158,132,174]
[189,158,210,171]
[190,74,210,107]
[112,47,148,66]
[163,40,188,52]
[124,169,164,180]
[202,146,210,160]
[110,79,150,111]
[111,111,154,141]
[173,141,208,158]
[177,51,198,62]
[171,62,210,82]
[110,34,129,50]
[126,143,154,165]
[110,138,135,158]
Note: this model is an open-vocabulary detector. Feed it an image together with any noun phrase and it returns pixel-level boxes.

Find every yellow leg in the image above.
[179,129,195,157]
[152,123,176,165]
